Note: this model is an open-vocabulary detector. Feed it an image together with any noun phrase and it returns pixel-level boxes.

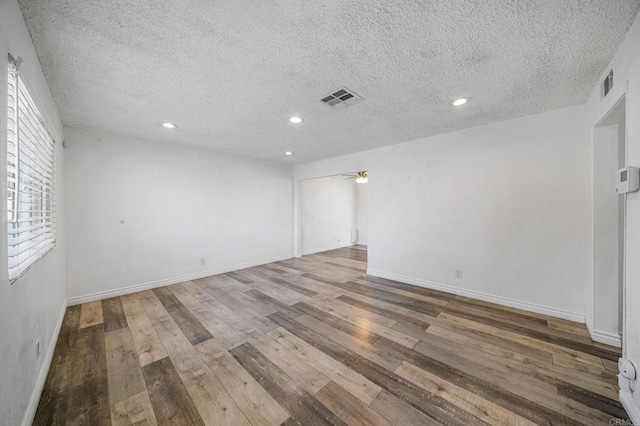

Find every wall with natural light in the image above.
[0,1,67,424]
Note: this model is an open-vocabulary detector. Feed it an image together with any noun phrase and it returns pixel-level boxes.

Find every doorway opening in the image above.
[297,172,368,259]
[592,97,626,348]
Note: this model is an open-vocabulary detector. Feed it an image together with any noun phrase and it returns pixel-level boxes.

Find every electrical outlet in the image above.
[455,269,463,279]
[200,259,205,266]
[35,340,40,360]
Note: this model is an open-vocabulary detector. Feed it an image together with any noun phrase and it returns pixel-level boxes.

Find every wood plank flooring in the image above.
[34,246,628,425]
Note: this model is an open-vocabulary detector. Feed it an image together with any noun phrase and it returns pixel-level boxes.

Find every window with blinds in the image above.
[6,55,56,282]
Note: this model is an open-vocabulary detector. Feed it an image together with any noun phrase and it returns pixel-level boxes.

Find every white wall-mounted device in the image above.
[616,166,640,194]
[619,358,637,393]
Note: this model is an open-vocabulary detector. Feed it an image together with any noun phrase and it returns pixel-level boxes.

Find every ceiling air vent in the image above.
[320,87,363,110]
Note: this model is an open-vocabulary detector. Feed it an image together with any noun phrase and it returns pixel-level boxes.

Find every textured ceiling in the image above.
[19,0,640,163]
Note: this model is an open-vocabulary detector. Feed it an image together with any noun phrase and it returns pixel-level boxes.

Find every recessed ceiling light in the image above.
[289,116,303,124]
[162,122,176,129]
[284,151,294,156]
[451,98,469,107]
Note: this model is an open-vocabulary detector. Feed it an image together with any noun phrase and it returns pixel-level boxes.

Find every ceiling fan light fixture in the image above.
[355,171,368,184]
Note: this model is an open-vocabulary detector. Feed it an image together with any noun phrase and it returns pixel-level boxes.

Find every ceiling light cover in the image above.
[451,98,469,107]
[162,122,176,128]
[284,151,294,156]
[355,171,368,184]
[289,116,303,124]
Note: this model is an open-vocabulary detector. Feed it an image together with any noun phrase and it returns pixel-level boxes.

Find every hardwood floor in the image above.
[34,246,628,425]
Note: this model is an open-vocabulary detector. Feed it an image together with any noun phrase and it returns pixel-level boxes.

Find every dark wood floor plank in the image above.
[230,342,347,426]
[281,417,303,426]
[351,356,488,426]
[152,287,213,345]
[293,302,379,345]
[267,276,320,297]
[275,259,304,271]
[141,288,251,424]
[225,271,254,284]
[336,294,433,331]
[65,324,111,426]
[426,323,619,400]
[440,305,555,342]
[315,382,392,426]
[374,335,569,425]
[177,282,260,349]
[267,327,382,404]
[430,315,555,364]
[302,274,441,317]
[262,264,289,274]
[141,357,204,426]
[324,261,366,273]
[445,300,596,347]
[395,361,533,425]
[550,336,621,362]
[196,278,279,333]
[326,246,368,262]
[370,390,440,426]
[359,275,453,302]
[557,380,629,419]
[245,288,303,318]
[102,297,128,333]
[295,312,403,371]
[268,311,360,367]
[33,306,81,426]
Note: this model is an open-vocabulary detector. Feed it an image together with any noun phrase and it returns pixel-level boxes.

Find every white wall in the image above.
[300,175,355,255]
[585,10,640,422]
[356,183,368,245]
[592,123,623,339]
[296,104,591,321]
[0,0,67,424]
[64,127,294,303]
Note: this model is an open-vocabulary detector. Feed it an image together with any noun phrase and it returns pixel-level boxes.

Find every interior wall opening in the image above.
[298,172,368,257]
[593,97,626,347]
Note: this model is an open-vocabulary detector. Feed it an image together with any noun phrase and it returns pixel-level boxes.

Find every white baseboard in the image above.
[620,390,640,425]
[67,254,293,306]
[367,269,586,323]
[22,301,67,426]
[302,243,353,257]
[585,322,623,348]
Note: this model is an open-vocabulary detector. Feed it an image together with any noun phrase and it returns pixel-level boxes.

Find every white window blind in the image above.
[6,55,56,282]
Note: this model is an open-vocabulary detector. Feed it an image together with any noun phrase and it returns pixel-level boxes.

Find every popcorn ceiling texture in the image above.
[18,0,640,163]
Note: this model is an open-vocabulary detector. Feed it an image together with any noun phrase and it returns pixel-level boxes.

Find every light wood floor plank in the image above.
[197,350,290,426]
[79,300,104,329]
[111,390,158,426]
[267,326,382,405]
[121,294,168,367]
[105,327,146,406]
[138,290,251,425]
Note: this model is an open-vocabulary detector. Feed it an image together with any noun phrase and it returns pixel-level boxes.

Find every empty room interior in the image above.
[3,0,640,424]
